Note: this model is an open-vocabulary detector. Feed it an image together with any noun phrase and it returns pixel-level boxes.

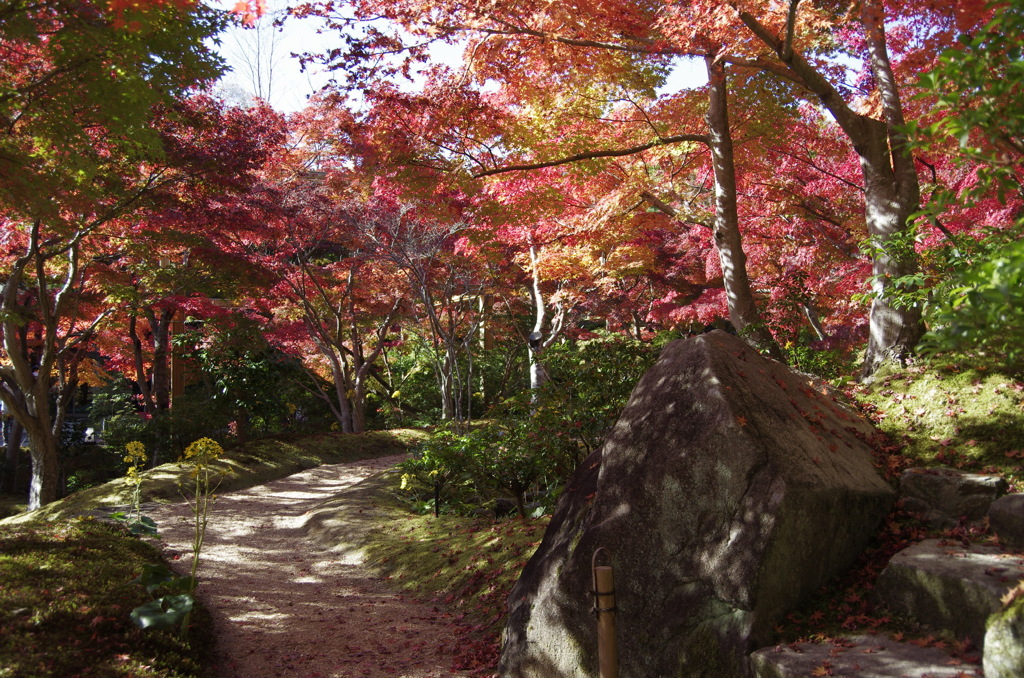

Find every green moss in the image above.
[361,474,548,641]
[854,364,1024,483]
[989,594,1024,627]
[0,518,215,677]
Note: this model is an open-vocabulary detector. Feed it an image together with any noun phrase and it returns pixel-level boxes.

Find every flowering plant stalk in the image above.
[180,437,225,593]
[112,441,157,536]
[124,441,146,520]
[130,437,227,638]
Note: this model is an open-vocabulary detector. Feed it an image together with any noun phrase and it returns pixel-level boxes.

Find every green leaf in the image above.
[130,594,194,630]
[128,516,159,536]
[131,563,178,595]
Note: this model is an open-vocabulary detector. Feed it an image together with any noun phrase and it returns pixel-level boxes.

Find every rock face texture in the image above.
[899,467,1008,528]
[498,331,896,678]
[989,494,1024,549]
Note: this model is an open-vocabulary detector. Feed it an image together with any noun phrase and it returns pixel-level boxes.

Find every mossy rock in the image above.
[984,595,1024,678]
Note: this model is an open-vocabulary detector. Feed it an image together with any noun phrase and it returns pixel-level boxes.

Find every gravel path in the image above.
[142,455,470,678]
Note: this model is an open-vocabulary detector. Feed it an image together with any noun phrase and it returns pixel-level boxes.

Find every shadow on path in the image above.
[143,455,470,678]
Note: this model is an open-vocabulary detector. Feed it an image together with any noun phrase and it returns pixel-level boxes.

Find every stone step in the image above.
[875,539,1024,647]
[750,635,981,677]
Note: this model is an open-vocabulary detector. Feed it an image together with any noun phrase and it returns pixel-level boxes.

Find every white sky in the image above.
[213,1,707,114]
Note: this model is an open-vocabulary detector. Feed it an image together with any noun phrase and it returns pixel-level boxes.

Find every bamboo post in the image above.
[592,548,618,678]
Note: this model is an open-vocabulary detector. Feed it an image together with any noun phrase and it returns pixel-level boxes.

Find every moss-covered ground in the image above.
[853,363,1024,485]
[359,480,549,672]
[0,518,216,678]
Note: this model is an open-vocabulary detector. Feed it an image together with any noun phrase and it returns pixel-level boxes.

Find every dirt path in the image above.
[142,455,470,678]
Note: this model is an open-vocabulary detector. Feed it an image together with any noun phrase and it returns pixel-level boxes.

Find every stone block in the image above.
[989,494,1024,550]
[899,467,1007,528]
[876,539,1024,646]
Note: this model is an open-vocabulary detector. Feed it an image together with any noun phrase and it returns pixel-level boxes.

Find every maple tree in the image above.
[102,96,284,408]
[297,0,1003,378]
[0,1,238,508]
[260,179,408,434]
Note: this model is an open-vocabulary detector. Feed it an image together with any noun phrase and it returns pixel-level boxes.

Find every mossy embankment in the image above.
[0,430,426,526]
[853,364,1024,486]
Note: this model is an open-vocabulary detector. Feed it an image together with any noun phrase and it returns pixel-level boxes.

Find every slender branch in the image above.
[782,0,801,60]
[639,190,712,230]
[473,134,708,178]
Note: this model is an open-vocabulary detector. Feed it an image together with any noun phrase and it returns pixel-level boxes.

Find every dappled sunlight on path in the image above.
[143,455,470,678]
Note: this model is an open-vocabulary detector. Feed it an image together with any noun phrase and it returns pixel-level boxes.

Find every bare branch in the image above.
[473,134,708,178]
[783,0,801,61]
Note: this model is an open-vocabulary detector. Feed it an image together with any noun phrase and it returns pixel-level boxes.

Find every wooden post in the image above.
[593,548,618,678]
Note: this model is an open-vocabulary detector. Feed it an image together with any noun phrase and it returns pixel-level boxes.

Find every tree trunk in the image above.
[802,301,829,341]
[2,416,23,494]
[146,308,175,411]
[351,382,367,434]
[439,352,456,421]
[737,4,924,378]
[857,0,924,378]
[24,419,59,510]
[327,354,354,433]
[129,314,156,413]
[528,343,549,393]
[859,135,923,377]
[705,56,785,361]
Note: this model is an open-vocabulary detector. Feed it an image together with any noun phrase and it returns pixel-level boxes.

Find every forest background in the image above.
[1,0,1023,513]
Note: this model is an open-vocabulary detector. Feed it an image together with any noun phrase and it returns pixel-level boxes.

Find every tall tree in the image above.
[0,0,228,509]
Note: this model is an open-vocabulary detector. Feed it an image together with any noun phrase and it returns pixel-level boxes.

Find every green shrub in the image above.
[395,332,660,517]
[920,238,1024,375]
[397,427,479,516]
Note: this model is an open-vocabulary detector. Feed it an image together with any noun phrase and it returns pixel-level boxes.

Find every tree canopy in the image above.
[2,0,1022,507]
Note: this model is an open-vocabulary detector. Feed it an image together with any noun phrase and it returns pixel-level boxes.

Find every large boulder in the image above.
[499,331,896,678]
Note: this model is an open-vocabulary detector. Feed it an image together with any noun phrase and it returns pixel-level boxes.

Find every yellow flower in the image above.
[182,437,224,465]
[124,441,147,465]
